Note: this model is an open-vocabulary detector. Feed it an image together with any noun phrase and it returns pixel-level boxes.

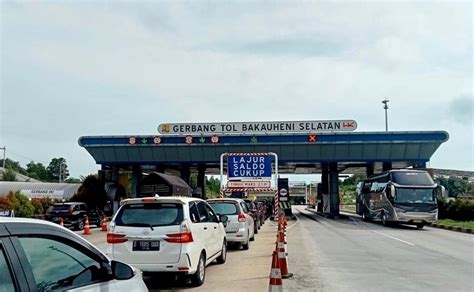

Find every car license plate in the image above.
[133,241,160,251]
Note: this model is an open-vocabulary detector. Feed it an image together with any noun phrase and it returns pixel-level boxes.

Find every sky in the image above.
[1,1,473,179]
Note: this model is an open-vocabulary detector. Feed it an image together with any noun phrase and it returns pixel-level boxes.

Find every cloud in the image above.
[1,1,473,175]
[447,95,474,124]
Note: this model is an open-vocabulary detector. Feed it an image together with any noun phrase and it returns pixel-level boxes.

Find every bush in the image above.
[438,198,474,221]
[0,196,13,210]
[6,191,35,218]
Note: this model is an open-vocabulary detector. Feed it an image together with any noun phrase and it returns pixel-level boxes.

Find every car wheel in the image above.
[254,223,258,234]
[416,223,425,229]
[381,211,390,227]
[216,241,227,264]
[76,220,84,231]
[242,232,250,250]
[190,253,206,286]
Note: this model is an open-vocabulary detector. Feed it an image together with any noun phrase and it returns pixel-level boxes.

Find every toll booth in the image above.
[138,172,191,197]
[278,178,293,217]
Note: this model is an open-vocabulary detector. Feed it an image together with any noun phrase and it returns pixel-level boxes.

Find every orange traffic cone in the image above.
[277,230,293,279]
[59,218,64,227]
[83,216,91,235]
[101,215,108,232]
[268,251,283,292]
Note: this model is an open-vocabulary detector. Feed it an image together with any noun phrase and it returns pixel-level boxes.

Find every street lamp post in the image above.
[0,146,5,169]
[382,98,389,132]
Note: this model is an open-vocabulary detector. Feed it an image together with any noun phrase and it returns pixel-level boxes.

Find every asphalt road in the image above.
[78,221,278,292]
[285,206,474,292]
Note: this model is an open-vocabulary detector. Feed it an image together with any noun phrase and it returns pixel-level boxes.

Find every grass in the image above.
[340,204,356,213]
[436,219,474,229]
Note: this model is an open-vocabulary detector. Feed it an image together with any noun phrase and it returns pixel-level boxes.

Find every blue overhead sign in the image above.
[228,155,272,179]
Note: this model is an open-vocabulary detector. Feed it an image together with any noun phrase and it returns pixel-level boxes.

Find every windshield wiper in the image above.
[123,223,154,230]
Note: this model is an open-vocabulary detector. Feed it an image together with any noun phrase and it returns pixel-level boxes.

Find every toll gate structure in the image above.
[79,129,449,217]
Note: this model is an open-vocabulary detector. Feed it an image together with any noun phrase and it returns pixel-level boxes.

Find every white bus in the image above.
[356,169,443,229]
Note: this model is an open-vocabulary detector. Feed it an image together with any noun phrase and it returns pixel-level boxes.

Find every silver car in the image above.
[207,198,255,250]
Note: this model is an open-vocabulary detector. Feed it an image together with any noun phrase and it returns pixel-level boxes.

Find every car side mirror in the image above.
[219,215,228,223]
[111,261,134,280]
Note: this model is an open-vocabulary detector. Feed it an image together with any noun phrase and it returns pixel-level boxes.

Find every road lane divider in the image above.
[277,230,293,279]
[268,251,283,292]
[370,230,415,246]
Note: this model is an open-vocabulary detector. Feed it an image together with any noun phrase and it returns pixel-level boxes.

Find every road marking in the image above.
[370,230,416,246]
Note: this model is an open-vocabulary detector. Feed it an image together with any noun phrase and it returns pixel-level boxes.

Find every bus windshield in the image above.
[395,188,436,204]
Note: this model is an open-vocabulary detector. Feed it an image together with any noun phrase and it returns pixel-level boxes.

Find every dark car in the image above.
[254,201,266,226]
[243,199,260,234]
[45,202,103,230]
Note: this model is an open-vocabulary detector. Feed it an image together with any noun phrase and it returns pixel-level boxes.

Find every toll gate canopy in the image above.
[79,127,449,216]
[79,131,448,173]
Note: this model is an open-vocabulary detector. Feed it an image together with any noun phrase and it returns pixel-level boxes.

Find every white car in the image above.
[107,196,228,286]
[0,217,147,292]
[207,198,255,250]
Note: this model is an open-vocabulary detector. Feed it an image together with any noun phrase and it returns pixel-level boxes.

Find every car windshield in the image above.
[115,203,183,227]
[208,202,238,215]
[395,188,436,204]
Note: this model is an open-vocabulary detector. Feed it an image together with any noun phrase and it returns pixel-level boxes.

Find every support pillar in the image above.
[131,166,142,198]
[319,163,329,213]
[415,162,427,169]
[329,162,340,217]
[180,165,191,186]
[366,163,374,177]
[197,165,206,200]
[382,162,392,172]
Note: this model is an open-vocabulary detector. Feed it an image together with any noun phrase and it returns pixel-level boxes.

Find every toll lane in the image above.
[286,206,474,292]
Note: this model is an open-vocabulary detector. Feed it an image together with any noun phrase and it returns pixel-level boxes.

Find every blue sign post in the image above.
[227,155,272,179]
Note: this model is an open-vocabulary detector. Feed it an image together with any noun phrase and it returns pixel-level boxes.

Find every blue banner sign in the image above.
[228,155,272,179]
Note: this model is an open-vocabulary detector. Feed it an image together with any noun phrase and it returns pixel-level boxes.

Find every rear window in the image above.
[208,202,239,215]
[115,203,183,227]
[47,205,71,212]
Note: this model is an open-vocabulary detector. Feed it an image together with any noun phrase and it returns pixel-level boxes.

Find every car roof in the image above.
[0,217,109,261]
[207,198,244,203]
[53,202,83,205]
[120,196,203,206]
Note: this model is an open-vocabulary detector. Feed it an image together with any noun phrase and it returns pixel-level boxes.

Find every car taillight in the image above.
[238,213,246,222]
[142,198,157,202]
[165,232,194,243]
[165,220,194,243]
[107,233,128,244]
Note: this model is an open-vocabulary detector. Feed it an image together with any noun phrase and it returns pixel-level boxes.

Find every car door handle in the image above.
[204,227,208,230]
[214,226,217,229]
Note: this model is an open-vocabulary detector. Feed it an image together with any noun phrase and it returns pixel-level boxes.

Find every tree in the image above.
[7,191,35,217]
[206,177,221,196]
[26,161,51,181]
[47,157,69,182]
[2,168,17,181]
[69,175,107,209]
[0,158,27,175]
[435,177,473,198]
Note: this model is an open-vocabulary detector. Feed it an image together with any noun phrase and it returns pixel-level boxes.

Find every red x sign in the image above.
[308,135,317,142]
